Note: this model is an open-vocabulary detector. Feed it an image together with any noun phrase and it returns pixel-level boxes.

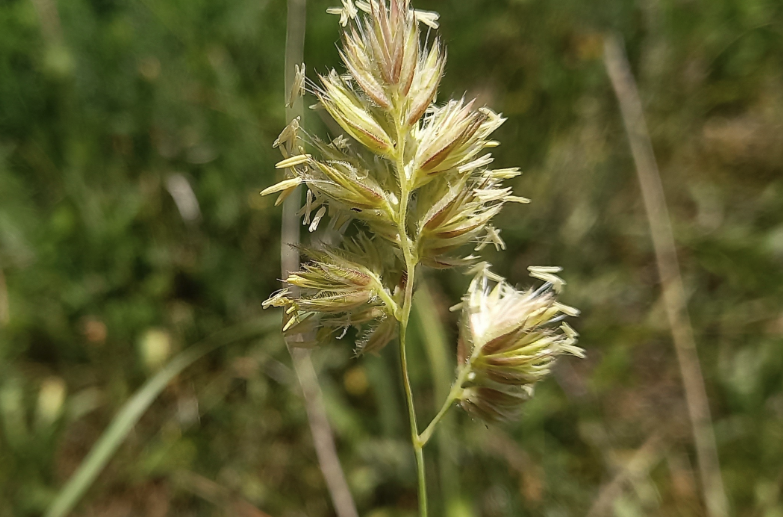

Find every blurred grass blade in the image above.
[44,317,277,517]
[413,284,451,403]
[365,351,403,437]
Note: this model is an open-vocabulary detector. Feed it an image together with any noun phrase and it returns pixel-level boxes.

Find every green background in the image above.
[1,0,782,515]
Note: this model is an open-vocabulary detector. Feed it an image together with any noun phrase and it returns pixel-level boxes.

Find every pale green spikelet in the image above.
[414,168,528,268]
[263,234,400,351]
[316,70,396,156]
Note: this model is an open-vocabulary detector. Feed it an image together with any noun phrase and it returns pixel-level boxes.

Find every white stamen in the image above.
[457,154,494,174]
[529,266,563,274]
[528,268,566,292]
[303,189,315,225]
[554,302,580,317]
[309,206,327,232]
[287,64,306,108]
[276,154,311,169]
[273,116,300,149]
[260,177,302,196]
[560,322,579,339]
[491,167,522,179]
[414,10,440,29]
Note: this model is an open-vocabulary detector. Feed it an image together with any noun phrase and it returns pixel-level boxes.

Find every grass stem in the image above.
[413,284,460,507]
[281,2,359,517]
[604,33,730,517]
[418,376,463,447]
[395,113,427,516]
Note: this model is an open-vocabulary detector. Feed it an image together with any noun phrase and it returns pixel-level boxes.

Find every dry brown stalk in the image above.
[280,2,359,517]
[603,33,730,517]
[0,265,8,327]
[173,470,274,517]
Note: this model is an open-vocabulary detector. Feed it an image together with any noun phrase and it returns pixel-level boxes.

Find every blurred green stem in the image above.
[0,264,9,327]
[414,284,460,509]
[43,318,276,517]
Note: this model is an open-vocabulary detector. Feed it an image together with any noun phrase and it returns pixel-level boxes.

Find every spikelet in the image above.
[455,265,583,423]
[356,317,398,355]
[415,168,528,268]
[263,234,398,350]
[316,70,396,156]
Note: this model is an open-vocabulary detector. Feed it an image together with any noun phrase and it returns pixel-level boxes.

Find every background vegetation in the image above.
[1,0,782,515]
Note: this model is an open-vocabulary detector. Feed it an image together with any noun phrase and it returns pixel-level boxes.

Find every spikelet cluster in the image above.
[263,0,522,346]
[263,0,582,422]
[262,234,399,352]
[454,265,584,423]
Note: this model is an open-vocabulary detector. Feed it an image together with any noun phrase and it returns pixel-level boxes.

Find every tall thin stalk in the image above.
[281,2,359,517]
[393,112,428,514]
[603,33,730,517]
[414,284,460,509]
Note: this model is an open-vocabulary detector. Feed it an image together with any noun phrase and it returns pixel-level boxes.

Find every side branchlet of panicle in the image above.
[453,264,584,423]
[414,167,528,268]
[264,121,400,238]
[406,97,526,268]
[263,234,400,354]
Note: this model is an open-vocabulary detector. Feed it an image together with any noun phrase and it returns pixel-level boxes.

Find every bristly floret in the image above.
[454,264,584,423]
[315,70,397,156]
[265,133,400,240]
[415,168,529,268]
[335,0,444,128]
[411,102,506,185]
[263,234,399,352]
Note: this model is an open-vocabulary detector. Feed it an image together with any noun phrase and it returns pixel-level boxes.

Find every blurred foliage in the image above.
[1,0,782,515]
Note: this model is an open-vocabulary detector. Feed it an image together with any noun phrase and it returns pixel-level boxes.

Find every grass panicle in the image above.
[263,1,583,514]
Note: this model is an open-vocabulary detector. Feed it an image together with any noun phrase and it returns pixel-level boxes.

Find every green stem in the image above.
[375,279,400,316]
[418,365,469,447]
[399,311,427,515]
[394,114,427,516]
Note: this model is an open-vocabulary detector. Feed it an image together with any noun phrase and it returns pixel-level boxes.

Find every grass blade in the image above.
[44,317,277,517]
